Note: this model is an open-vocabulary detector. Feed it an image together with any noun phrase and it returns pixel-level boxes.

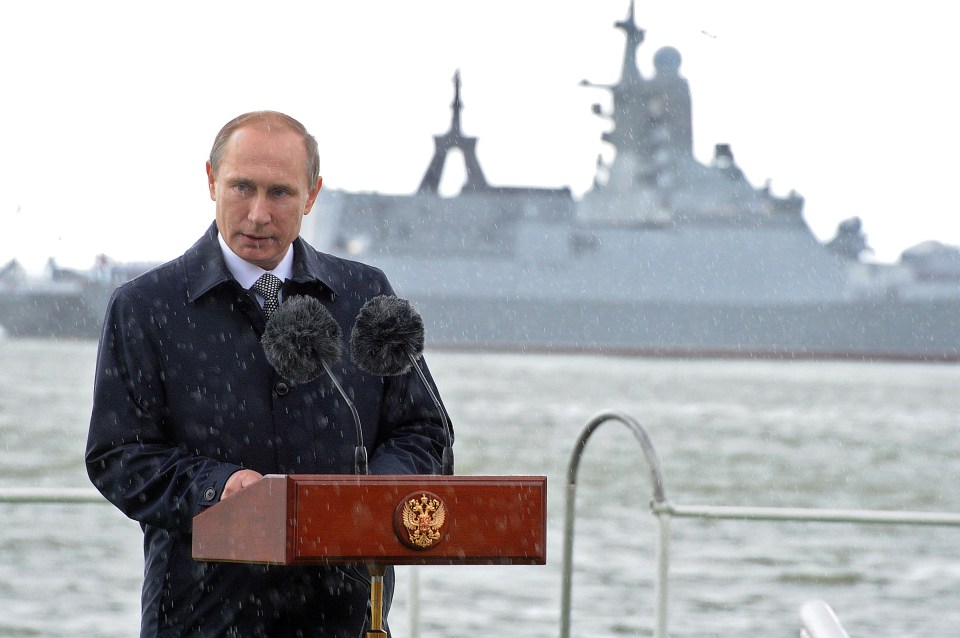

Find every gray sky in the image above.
[2,1,957,272]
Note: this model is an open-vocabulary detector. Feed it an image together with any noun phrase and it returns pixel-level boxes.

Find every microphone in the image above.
[350,295,454,475]
[261,295,368,474]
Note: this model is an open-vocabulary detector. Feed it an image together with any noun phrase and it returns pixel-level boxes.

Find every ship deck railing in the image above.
[560,410,960,638]
[7,411,960,637]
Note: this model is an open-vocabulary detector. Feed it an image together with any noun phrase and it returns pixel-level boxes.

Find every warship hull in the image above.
[306,185,960,362]
[407,295,960,361]
[3,284,958,362]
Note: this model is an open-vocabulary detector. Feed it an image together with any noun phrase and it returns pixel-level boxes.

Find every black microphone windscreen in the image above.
[261,295,342,383]
[350,295,425,376]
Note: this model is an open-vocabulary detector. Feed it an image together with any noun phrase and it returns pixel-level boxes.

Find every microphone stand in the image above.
[365,564,388,637]
[321,361,368,475]
[406,352,454,475]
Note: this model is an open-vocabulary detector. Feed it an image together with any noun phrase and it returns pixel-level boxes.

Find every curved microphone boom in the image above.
[350,295,454,475]
[261,295,368,474]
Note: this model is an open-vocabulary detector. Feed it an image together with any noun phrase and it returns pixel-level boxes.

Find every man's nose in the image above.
[248,195,271,224]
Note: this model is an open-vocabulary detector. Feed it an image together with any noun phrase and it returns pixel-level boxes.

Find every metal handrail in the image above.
[0,486,107,504]
[561,409,960,638]
[654,501,960,526]
[560,410,667,638]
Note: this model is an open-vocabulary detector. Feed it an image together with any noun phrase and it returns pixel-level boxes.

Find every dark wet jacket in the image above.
[86,223,448,637]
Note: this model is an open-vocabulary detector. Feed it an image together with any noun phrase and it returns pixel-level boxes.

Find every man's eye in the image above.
[271,188,290,197]
[234,183,251,193]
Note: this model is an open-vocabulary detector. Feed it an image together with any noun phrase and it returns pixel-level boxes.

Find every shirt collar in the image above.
[185,222,337,303]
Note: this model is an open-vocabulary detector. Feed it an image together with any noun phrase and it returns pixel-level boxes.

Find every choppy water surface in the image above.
[2,339,959,636]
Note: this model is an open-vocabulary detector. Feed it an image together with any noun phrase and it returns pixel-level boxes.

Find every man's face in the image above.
[207,125,322,270]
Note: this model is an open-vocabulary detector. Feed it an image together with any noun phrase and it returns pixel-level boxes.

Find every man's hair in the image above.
[209,111,320,184]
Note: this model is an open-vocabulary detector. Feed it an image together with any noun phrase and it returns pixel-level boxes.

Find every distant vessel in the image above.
[301,2,960,361]
[0,257,155,339]
[4,3,960,358]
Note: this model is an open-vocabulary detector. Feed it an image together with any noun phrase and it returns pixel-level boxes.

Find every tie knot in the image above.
[252,273,282,318]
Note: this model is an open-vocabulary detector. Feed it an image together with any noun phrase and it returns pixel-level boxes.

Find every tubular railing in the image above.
[560,409,960,638]
[0,486,107,504]
[560,411,667,638]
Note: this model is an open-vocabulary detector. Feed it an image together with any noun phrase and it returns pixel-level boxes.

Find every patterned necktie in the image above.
[252,273,282,318]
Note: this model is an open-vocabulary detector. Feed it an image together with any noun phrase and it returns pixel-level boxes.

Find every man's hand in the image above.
[221,469,263,500]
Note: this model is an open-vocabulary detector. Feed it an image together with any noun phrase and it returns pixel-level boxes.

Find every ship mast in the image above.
[615,0,644,87]
[417,70,489,194]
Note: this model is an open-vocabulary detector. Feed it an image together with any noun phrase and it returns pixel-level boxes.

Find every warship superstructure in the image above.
[302,3,960,360]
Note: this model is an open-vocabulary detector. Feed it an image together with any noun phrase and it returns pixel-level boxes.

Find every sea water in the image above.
[1,338,959,637]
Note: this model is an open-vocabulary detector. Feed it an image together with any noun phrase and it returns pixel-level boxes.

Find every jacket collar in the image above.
[184,222,339,303]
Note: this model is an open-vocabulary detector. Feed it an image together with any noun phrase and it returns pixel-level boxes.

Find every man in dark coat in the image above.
[86,111,448,637]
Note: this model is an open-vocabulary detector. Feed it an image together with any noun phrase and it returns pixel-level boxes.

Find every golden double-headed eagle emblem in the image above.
[400,494,446,549]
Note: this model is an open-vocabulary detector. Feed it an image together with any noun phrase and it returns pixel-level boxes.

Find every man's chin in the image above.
[235,246,278,270]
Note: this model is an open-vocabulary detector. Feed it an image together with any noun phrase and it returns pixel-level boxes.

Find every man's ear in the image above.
[205,161,217,201]
[303,176,323,216]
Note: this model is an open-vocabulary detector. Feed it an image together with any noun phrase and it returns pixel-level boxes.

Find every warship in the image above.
[0,257,155,339]
[301,3,960,361]
[3,4,960,358]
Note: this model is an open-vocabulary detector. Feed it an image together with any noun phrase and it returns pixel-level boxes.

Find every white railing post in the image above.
[654,509,671,638]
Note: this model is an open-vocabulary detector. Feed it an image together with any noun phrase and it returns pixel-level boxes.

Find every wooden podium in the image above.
[192,474,547,635]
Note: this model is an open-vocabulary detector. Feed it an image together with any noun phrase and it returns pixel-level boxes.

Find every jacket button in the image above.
[275,381,289,396]
[203,487,216,501]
